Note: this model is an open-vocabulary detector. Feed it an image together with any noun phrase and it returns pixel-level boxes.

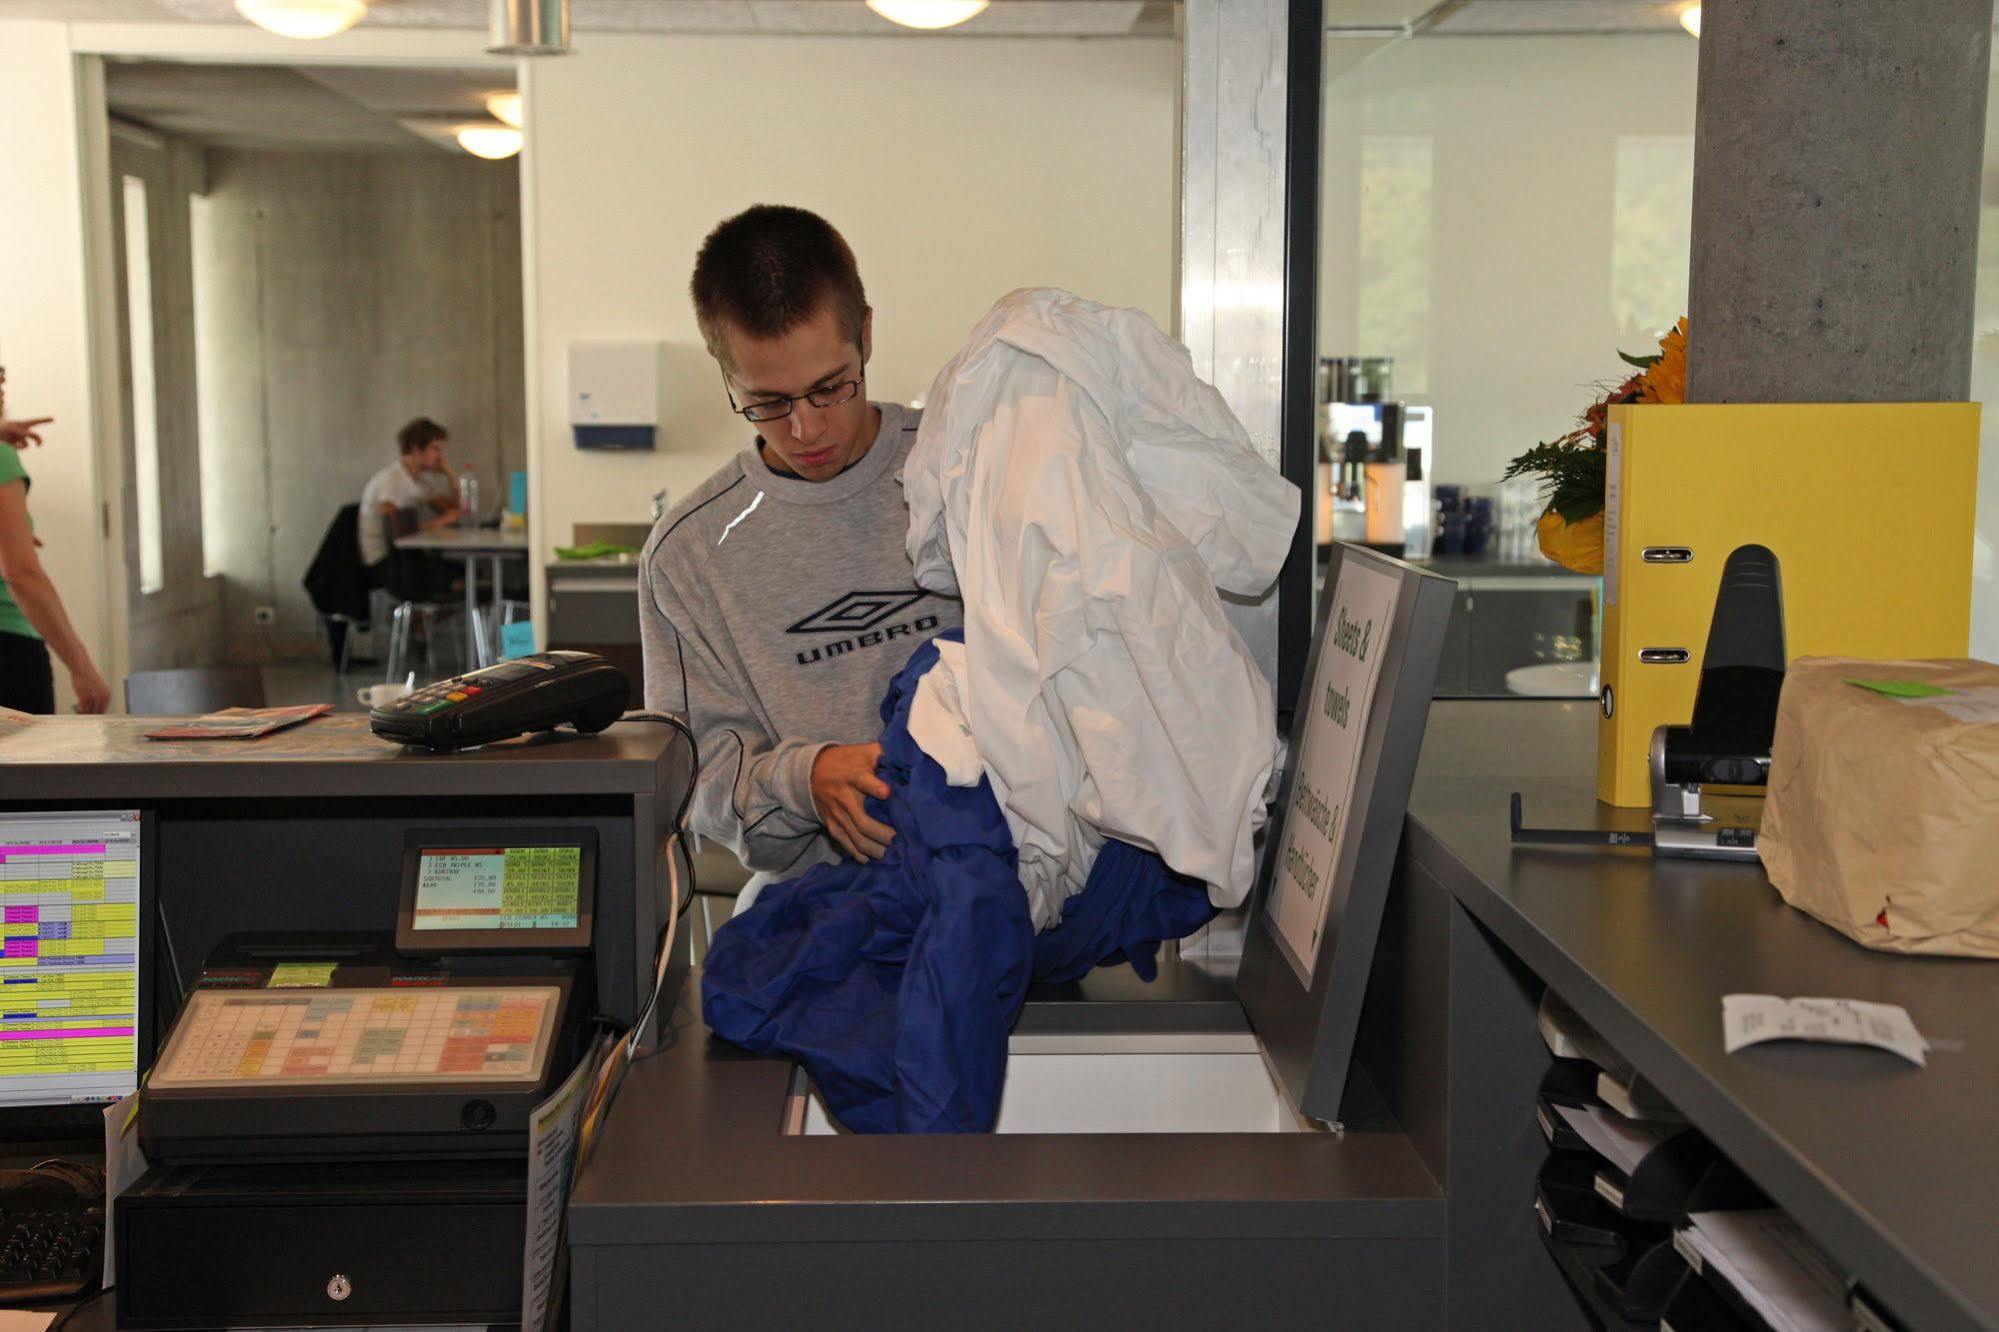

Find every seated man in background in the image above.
[357,417,459,596]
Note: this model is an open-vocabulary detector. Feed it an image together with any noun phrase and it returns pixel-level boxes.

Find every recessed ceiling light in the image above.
[1679,4,1701,38]
[866,0,989,30]
[486,91,524,129]
[457,125,524,160]
[233,0,367,40]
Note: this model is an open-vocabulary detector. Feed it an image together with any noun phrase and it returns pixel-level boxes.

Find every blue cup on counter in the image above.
[1438,511,1467,556]
[1434,484,1468,555]
[1464,496,1494,557]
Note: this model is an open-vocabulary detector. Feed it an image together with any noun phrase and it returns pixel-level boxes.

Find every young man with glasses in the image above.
[640,206,962,889]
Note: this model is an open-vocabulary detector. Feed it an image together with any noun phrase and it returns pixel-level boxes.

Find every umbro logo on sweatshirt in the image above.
[788,591,928,635]
[789,591,940,666]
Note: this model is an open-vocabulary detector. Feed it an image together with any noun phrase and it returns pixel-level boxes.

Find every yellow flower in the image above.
[1537,509,1605,575]
[1638,316,1688,405]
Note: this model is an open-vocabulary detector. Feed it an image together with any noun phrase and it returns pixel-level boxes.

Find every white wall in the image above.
[522,33,1180,588]
[0,25,115,709]
[1318,34,1701,490]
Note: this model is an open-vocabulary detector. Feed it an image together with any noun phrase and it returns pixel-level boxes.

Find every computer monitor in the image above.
[395,828,595,955]
[0,808,151,1137]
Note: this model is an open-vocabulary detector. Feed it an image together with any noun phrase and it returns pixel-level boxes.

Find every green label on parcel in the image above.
[1844,679,1957,700]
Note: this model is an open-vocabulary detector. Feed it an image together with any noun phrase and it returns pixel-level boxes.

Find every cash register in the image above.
[140,828,598,1163]
[121,828,606,1328]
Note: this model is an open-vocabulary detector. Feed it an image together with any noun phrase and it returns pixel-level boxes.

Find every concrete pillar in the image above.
[1179,0,1293,974]
[1686,0,1993,403]
[1181,0,1289,689]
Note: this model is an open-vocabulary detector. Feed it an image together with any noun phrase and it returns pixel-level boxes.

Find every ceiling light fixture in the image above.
[457,124,524,160]
[1679,4,1701,37]
[234,0,366,39]
[865,0,989,30]
[486,91,524,129]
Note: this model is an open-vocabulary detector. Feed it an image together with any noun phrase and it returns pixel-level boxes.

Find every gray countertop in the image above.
[549,557,642,573]
[0,714,683,799]
[1406,700,1999,1332]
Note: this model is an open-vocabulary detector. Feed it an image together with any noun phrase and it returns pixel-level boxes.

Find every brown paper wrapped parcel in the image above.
[1759,658,1999,957]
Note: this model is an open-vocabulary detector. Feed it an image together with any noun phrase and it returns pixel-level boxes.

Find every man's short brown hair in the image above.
[398,417,447,454]
[690,205,868,367]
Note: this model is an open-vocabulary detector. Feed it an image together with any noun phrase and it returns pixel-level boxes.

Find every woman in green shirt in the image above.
[0,368,110,714]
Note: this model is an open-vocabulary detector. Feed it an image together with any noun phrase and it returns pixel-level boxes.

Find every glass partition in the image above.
[1315,9,1700,697]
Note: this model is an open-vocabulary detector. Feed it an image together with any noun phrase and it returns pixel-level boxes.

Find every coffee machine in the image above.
[1316,357,1430,560]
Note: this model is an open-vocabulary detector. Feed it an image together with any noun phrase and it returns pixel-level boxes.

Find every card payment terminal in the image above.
[369,650,630,752]
[141,828,600,1164]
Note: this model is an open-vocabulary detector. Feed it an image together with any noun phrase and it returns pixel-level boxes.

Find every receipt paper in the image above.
[1722,994,1930,1067]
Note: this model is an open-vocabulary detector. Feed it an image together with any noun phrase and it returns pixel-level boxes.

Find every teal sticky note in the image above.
[501,620,537,661]
[1845,679,1956,699]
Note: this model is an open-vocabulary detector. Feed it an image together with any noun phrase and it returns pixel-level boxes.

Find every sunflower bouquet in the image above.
[1503,317,1687,574]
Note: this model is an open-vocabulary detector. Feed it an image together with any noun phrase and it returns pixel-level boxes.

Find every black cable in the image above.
[49,1285,109,1330]
[154,896,186,1028]
[631,996,685,1066]
[623,834,686,1059]
[27,1159,104,1196]
[618,709,697,835]
[621,710,750,904]
[614,711,700,1057]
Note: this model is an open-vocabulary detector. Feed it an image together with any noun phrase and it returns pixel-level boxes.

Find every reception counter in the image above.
[1400,701,1999,1332]
[569,700,1999,1331]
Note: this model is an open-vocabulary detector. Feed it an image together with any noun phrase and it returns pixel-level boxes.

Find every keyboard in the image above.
[0,1182,102,1304]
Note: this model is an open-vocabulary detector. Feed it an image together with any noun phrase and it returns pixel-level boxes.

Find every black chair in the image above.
[302,503,378,672]
[123,667,268,716]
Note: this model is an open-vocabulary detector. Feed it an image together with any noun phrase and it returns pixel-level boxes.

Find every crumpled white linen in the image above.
[902,288,1300,930]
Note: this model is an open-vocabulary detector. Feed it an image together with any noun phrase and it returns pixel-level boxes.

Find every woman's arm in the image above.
[0,417,52,449]
[0,481,110,713]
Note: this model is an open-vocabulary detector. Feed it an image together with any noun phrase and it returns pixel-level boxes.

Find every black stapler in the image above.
[1512,544,1785,862]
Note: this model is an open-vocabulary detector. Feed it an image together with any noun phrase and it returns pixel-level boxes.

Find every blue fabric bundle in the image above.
[702,634,1216,1133]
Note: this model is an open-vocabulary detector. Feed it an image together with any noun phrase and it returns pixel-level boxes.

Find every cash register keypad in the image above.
[151,987,561,1088]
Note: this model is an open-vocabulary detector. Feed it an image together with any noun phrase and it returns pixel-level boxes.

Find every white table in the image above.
[392,526,530,668]
[1502,660,1599,697]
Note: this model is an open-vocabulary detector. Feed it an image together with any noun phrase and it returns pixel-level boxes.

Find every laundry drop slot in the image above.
[784,1029,1313,1136]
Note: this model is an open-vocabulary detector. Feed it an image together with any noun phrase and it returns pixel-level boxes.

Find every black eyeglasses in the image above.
[724,370,865,424]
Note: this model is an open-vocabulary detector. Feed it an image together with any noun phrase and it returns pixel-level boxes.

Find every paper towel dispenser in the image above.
[570,342,661,450]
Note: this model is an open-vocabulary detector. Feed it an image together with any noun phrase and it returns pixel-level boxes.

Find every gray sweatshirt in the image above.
[639,402,963,874]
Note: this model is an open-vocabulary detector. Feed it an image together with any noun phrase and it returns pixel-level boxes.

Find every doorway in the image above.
[100,58,526,704]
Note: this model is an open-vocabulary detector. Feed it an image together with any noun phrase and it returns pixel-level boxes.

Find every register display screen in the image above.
[412,847,582,932]
[397,829,595,955]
